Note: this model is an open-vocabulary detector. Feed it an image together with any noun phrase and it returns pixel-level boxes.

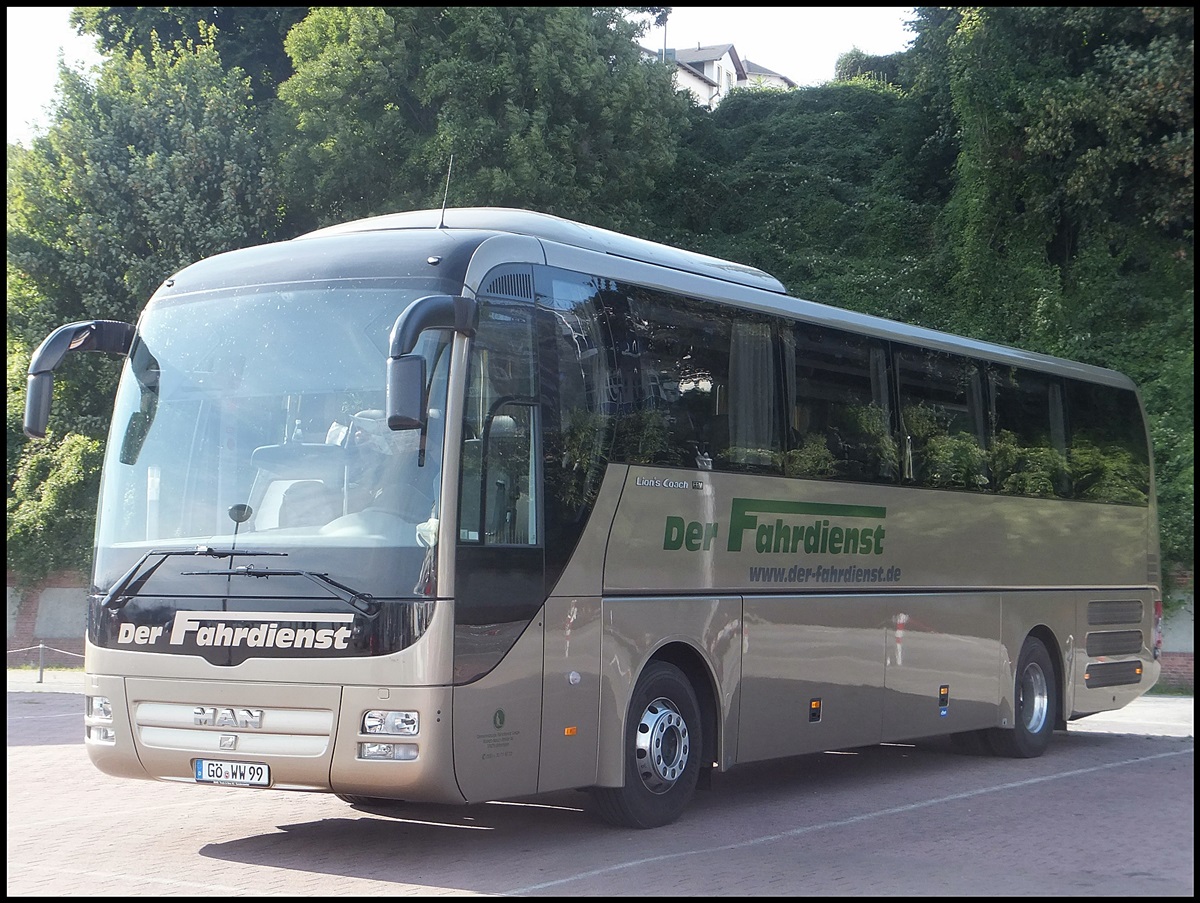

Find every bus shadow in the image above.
[195,734,1164,892]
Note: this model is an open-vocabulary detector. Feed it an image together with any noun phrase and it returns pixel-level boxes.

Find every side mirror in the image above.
[386,354,427,430]
[23,319,135,438]
[23,373,54,440]
[384,295,476,432]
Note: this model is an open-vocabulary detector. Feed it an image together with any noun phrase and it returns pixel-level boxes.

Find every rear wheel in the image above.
[591,661,702,829]
[988,635,1056,758]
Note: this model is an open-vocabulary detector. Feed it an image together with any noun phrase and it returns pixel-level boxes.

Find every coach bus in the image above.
[24,207,1162,828]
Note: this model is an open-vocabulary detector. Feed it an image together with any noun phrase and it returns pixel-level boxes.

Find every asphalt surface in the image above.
[7,669,1193,896]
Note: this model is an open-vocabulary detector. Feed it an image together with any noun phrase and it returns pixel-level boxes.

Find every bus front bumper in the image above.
[84,675,465,804]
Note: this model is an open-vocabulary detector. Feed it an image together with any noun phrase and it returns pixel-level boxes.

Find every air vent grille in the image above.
[1087,600,1143,626]
[1085,630,1143,657]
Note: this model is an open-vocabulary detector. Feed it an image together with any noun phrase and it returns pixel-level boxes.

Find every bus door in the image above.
[451,293,547,802]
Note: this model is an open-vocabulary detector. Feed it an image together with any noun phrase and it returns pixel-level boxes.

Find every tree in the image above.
[7,28,281,582]
[273,6,690,231]
[834,48,905,86]
[642,81,941,327]
[927,6,1193,575]
[71,6,310,102]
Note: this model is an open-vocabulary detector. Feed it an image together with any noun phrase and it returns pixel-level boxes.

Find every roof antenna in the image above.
[438,154,454,229]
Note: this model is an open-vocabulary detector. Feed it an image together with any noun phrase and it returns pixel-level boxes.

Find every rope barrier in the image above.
[6,643,84,683]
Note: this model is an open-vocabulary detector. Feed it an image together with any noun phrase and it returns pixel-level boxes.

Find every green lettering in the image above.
[663,516,685,550]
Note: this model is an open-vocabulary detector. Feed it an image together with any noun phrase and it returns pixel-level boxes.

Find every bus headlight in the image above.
[359,742,419,761]
[87,695,113,721]
[87,725,117,743]
[362,710,419,735]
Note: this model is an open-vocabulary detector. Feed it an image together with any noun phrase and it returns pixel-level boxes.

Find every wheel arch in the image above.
[647,640,720,782]
[1026,623,1067,731]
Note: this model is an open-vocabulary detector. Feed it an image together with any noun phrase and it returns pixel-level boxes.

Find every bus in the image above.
[24,207,1163,829]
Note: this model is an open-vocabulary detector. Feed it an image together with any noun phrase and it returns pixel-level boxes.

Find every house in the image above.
[742,58,798,91]
[645,43,798,109]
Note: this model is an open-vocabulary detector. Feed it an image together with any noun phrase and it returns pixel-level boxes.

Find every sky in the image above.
[640,7,916,85]
[7,6,916,147]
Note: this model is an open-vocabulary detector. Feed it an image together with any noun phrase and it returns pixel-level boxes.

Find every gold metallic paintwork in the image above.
[451,617,545,802]
[596,596,742,786]
[586,465,1155,779]
[609,467,1149,593]
[122,676,342,791]
[739,596,886,760]
[538,595,602,793]
[330,684,463,804]
[880,593,1004,740]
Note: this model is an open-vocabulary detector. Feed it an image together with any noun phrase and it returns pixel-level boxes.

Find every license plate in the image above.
[195,758,270,787]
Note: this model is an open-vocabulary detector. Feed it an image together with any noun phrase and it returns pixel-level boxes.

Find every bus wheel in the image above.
[591,661,702,829]
[988,636,1056,758]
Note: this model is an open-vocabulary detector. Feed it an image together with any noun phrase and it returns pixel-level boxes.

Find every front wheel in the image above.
[988,635,1056,758]
[590,661,702,829]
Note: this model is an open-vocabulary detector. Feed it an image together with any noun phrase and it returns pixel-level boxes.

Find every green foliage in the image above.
[71,6,310,101]
[923,5,1193,572]
[6,432,104,584]
[780,437,839,479]
[1068,440,1152,506]
[611,409,672,465]
[274,6,689,231]
[642,81,941,326]
[834,48,907,86]
[7,27,281,580]
[990,430,1069,499]
[924,435,990,491]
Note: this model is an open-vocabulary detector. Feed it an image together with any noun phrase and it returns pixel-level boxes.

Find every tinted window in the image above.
[989,366,1070,498]
[785,324,896,482]
[1065,383,1150,505]
[605,287,783,474]
[896,347,988,491]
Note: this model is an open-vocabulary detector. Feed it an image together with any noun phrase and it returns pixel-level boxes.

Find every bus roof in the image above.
[298,207,789,295]
[299,207,1136,391]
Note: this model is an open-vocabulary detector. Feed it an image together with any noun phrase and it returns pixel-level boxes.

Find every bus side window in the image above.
[785,325,897,482]
[1064,382,1150,505]
[459,296,539,545]
[989,366,1070,498]
[895,347,989,491]
[481,403,538,545]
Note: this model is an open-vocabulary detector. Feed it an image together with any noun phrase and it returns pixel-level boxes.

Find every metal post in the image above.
[37,643,45,683]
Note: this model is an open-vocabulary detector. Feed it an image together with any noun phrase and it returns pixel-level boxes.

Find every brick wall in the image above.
[1157,652,1193,691]
[6,571,87,669]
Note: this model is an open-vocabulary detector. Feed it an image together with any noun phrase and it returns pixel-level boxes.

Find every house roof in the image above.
[743,58,798,88]
[672,44,746,80]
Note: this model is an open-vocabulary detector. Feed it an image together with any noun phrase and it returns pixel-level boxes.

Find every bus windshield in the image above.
[94,280,455,604]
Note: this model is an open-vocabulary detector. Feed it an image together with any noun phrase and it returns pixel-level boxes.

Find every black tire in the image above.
[590,661,702,829]
[987,635,1057,758]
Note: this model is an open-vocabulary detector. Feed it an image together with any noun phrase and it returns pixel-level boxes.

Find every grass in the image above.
[1147,683,1195,697]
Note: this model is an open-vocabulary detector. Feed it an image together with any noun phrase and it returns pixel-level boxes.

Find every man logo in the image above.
[220,735,238,750]
[193,706,264,729]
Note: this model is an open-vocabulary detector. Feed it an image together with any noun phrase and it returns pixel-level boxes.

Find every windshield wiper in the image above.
[178,565,381,618]
[101,546,287,611]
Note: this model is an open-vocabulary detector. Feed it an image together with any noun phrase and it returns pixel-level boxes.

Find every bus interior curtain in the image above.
[729,320,779,458]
